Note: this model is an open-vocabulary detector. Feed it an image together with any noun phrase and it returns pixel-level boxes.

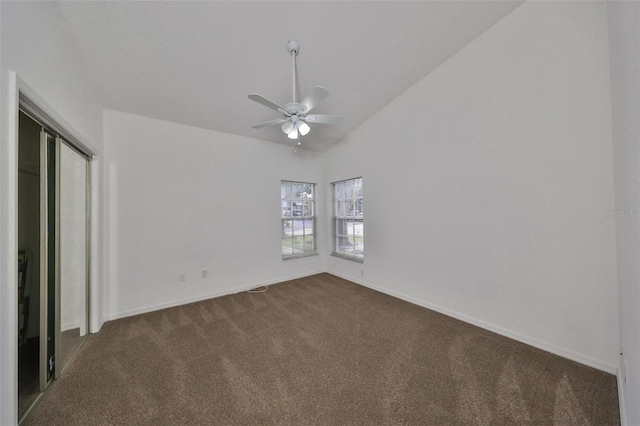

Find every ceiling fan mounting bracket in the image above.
[287,40,300,56]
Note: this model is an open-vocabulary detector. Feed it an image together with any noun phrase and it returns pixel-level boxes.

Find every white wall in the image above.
[608,1,640,424]
[325,1,619,373]
[0,2,103,424]
[103,110,325,320]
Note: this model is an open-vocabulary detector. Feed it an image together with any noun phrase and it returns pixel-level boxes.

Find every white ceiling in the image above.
[58,1,522,152]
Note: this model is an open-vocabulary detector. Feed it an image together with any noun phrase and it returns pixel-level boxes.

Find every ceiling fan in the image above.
[248,40,343,145]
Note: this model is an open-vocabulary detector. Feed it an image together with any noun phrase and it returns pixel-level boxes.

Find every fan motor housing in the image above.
[284,102,302,115]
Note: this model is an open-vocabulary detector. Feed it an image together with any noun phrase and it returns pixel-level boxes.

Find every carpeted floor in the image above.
[26,273,619,425]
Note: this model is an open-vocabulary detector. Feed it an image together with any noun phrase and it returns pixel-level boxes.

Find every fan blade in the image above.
[303,114,343,124]
[251,118,286,129]
[298,86,329,114]
[248,94,289,115]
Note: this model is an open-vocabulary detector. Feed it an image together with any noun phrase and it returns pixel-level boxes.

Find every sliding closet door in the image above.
[57,142,89,375]
[18,97,93,423]
[17,112,43,418]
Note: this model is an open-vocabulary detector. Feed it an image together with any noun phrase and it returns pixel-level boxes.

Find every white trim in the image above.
[331,252,364,263]
[1,70,20,426]
[102,270,326,322]
[89,159,103,334]
[282,252,320,261]
[17,80,99,157]
[328,271,619,375]
[618,364,628,426]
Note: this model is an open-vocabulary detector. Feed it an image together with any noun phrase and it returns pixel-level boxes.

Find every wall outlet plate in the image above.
[201,269,208,279]
[178,273,186,282]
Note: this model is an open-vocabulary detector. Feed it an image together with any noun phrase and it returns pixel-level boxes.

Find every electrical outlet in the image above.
[201,269,208,279]
[178,273,186,282]
[360,269,364,277]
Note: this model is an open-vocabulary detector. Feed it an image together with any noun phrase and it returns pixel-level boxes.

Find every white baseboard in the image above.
[61,321,81,332]
[102,270,326,323]
[618,365,627,426]
[328,271,618,375]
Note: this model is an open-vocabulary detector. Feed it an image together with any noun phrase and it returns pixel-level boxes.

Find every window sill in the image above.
[282,252,319,261]
[331,252,364,263]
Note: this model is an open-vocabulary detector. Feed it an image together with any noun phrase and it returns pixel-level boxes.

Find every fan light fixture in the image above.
[284,121,310,139]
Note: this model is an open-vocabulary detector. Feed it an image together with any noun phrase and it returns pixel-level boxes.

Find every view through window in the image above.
[333,177,363,261]
[281,181,316,259]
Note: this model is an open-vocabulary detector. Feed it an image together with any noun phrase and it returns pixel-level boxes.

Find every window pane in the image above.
[353,219,364,255]
[345,180,354,198]
[303,234,314,252]
[355,180,363,197]
[291,219,304,237]
[291,182,302,197]
[347,220,355,238]
[338,200,347,217]
[336,218,351,253]
[281,237,293,256]
[288,235,312,253]
[336,182,344,200]
[304,219,314,235]
[299,201,310,217]
[282,201,292,217]
[282,220,293,237]
[302,183,314,199]
[347,200,356,216]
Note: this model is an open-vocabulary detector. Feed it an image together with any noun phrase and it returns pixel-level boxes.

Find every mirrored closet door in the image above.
[58,142,89,375]
[17,105,91,422]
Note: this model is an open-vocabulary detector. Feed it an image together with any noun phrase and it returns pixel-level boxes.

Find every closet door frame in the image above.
[9,79,98,426]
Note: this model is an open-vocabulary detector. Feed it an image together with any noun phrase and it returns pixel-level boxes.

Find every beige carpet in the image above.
[27,273,619,425]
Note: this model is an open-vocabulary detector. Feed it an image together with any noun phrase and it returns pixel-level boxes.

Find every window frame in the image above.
[281,180,318,260]
[331,177,364,263]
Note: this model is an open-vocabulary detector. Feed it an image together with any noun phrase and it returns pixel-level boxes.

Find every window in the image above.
[281,181,317,259]
[332,177,364,262]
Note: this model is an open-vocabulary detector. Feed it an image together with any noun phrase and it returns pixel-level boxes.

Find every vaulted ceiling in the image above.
[58,1,522,152]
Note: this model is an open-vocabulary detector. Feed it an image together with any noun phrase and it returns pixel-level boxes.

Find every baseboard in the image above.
[618,366,628,426]
[328,271,618,375]
[102,270,326,323]
[61,321,80,332]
